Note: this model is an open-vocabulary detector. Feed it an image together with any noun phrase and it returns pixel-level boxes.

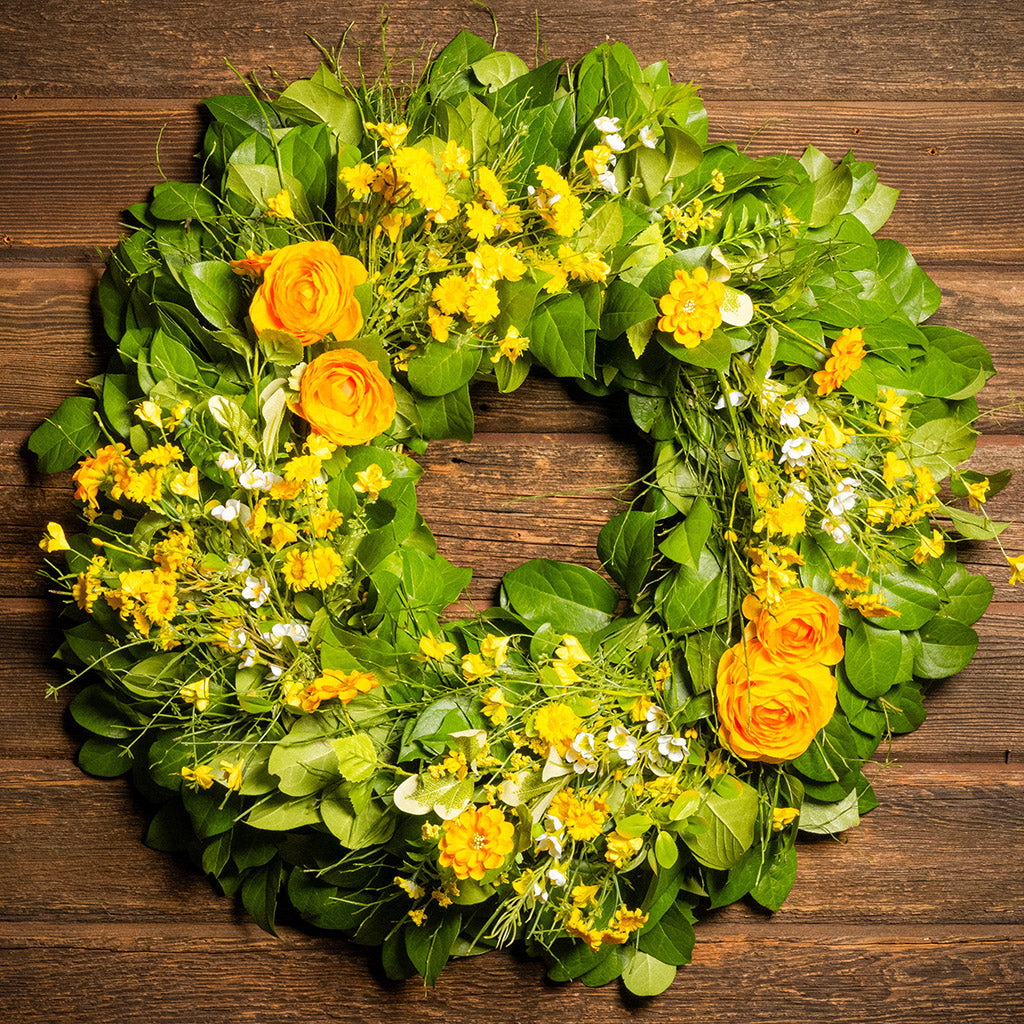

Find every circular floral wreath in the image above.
[32,31,1019,996]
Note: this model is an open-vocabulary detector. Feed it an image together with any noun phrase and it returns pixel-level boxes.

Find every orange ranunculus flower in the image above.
[294,349,397,446]
[716,640,836,764]
[742,588,844,667]
[249,241,367,345]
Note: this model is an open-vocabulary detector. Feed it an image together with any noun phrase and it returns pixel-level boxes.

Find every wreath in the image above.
[31,30,1019,996]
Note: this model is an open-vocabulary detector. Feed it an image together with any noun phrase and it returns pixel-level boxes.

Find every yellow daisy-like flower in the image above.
[830,562,871,593]
[431,273,472,316]
[339,162,377,200]
[464,201,500,241]
[476,165,507,209]
[604,829,643,868]
[480,634,511,665]
[876,387,907,427]
[39,522,70,553]
[282,548,317,591]
[965,478,990,510]
[438,805,515,880]
[266,189,294,220]
[219,759,244,791]
[464,282,500,324]
[565,797,606,841]
[533,702,582,756]
[441,139,471,177]
[353,463,392,501]
[140,444,183,467]
[310,546,343,588]
[657,267,725,348]
[427,306,454,343]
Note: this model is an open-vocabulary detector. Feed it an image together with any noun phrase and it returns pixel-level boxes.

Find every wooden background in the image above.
[2,1,1023,1019]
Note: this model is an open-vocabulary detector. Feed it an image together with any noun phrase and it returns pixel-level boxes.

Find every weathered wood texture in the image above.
[2,1,1022,1020]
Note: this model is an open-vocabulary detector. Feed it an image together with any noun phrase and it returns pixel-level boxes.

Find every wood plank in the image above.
[0,927,1020,1023]
[1,105,1022,263]
[1,761,1021,924]
[2,1,1023,101]
[4,596,1020,763]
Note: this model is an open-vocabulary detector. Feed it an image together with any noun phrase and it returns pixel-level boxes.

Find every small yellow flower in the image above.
[415,631,457,662]
[408,908,427,926]
[555,635,590,669]
[461,653,495,682]
[353,463,392,501]
[39,522,70,553]
[604,830,643,868]
[339,162,376,199]
[710,168,725,192]
[965,478,990,510]
[844,592,901,619]
[364,121,410,150]
[169,467,200,499]
[179,677,210,712]
[219,759,244,791]
[490,326,529,364]
[772,806,799,831]
[394,876,425,899]
[266,189,294,220]
[427,306,453,342]
[305,434,337,459]
[876,388,907,427]
[135,401,163,427]
[912,529,945,565]
[481,686,513,724]
[181,764,215,790]
[570,883,600,908]
[480,634,511,666]
[830,562,871,593]
[1007,555,1024,586]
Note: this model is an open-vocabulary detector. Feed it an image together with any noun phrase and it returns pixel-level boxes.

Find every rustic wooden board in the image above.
[2,1,1022,101]
[2,105,1022,263]
[3,1,1023,1019]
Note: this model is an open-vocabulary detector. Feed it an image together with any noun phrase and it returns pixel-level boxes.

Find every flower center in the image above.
[471,831,487,849]
[681,299,696,314]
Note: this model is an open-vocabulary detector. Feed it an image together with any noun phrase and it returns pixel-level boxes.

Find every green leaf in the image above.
[597,510,655,601]
[637,903,695,967]
[598,279,657,341]
[241,859,283,935]
[471,51,529,90]
[276,80,362,143]
[181,261,243,330]
[658,497,713,568]
[320,793,396,849]
[70,685,136,739]
[683,777,759,870]
[331,733,377,783]
[258,329,304,366]
[502,558,618,633]
[913,617,979,679]
[150,181,219,221]
[843,620,903,697]
[405,910,462,986]
[417,384,474,442]
[621,951,677,997]
[77,736,132,777]
[407,334,483,396]
[750,842,798,911]
[28,396,101,473]
[246,792,322,831]
[942,504,1010,541]
[798,790,859,835]
[939,563,993,626]
[528,293,591,378]
[658,328,732,372]
[656,549,732,633]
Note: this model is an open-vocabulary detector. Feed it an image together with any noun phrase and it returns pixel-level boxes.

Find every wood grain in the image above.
[2,105,1022,263]
[3,0,1022,1017]
[2,0,1022,101]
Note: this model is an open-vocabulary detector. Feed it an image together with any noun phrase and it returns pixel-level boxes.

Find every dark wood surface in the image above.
[1,2,1022,1019]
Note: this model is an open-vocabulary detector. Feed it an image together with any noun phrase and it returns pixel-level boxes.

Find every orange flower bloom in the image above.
[229,248,277,277]
[716,640,836,763]
[294,348,397,447]
[72,444,133,507]
[438,806,515,880]
[249,241,367,345]
[657,267,725,348]
[813,326,865,396]
[299,669,379,711]
[742,588,844,667]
